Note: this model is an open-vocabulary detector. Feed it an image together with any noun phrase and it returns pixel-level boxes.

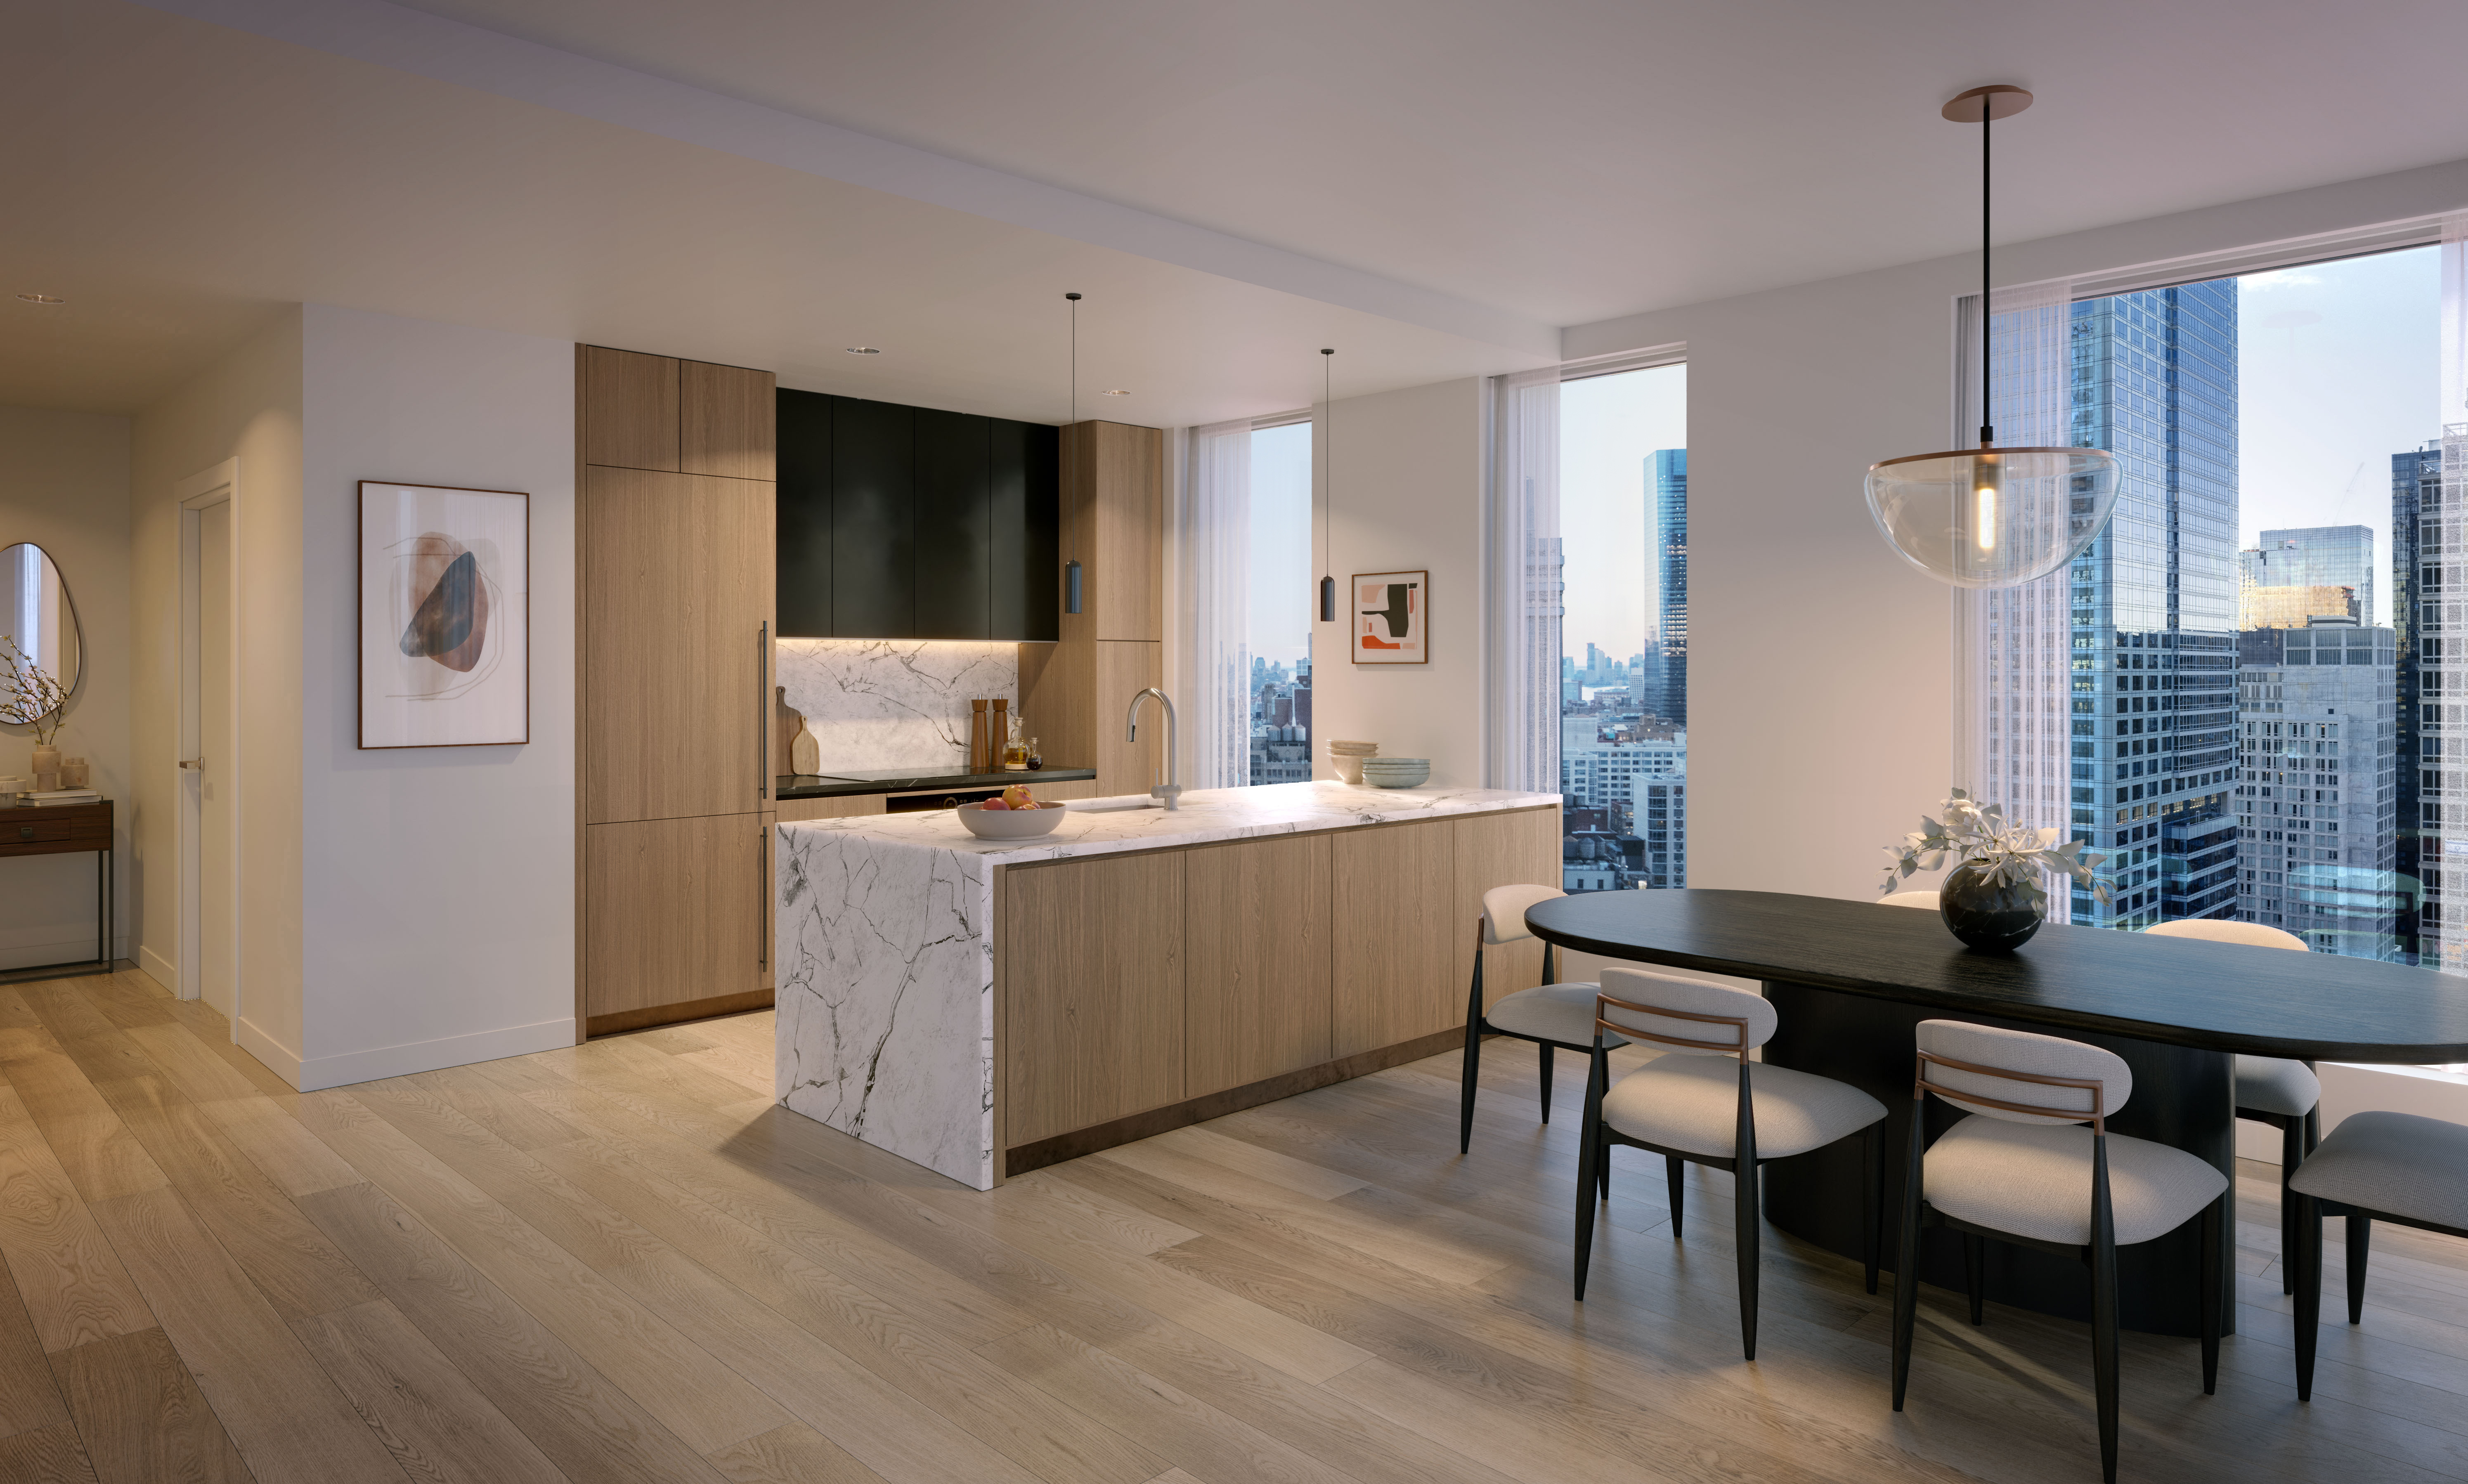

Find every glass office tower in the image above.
[2244,525,2377,624]
[2065,281,2242,928]
[1652,449,1688,726]
[2397,441,2444,962]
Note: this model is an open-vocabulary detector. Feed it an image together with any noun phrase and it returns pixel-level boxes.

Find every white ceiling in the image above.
[7,0,2468,423]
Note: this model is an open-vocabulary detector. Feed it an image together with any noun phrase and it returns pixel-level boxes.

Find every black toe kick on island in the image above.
[1760,979,2235,1339]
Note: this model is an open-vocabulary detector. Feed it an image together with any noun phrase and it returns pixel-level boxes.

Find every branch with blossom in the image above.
[1879,789,2110,908]
[0,635,66,744]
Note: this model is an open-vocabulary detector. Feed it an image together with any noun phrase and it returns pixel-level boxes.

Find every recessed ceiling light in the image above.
[844,346,879,355]
[1101,389,1130,396]
[14,293,63,305]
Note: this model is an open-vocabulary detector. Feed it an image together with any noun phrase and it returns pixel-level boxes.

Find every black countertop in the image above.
[775,767,1097,799]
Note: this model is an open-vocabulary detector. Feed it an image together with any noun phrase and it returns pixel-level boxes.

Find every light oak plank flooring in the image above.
[5,969,2467,1483]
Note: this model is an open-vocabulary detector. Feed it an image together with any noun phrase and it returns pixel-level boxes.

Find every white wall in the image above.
[132,309,305,1056]
[1308,377,1485,787]
[295,304,575,1088]
[0,406,131,968]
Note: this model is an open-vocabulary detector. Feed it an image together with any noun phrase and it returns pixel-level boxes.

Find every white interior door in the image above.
[198,500,234,1018]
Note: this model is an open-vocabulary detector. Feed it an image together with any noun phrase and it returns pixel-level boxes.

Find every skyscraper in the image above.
[2063,282,2241,929]
[1651,449,1688,725]
[2395,440,2442,961]
[2244,525,2376,624]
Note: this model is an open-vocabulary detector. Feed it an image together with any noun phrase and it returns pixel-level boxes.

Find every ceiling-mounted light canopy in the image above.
[1865,84,2118,589]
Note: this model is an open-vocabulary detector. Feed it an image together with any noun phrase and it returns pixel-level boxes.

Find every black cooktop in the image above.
[776,766,1096,799]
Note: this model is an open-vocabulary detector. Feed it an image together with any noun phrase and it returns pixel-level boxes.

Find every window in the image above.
[2029,244,2437,965]
[1557,362,1686,890]
[1246,419,1312,785]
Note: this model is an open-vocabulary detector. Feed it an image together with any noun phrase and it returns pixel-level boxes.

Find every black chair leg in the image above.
[1890,1113,1927,1411]
[1665,1155,1684,1237]
[1574,1090,1601,1302]
[2295,1192,2321,1402]
[2200,1195,2222,1395]
[1735,1159,1761,1361]
[1962,1233,1984,1327]
[1459,951,1484,1154]
[2346,1212,2371,1326]
[1538,1041,1553,1125]
[1860,1121,1882,1296]
[2279,1113,2303,1295]
[2091,1229,2120,1484]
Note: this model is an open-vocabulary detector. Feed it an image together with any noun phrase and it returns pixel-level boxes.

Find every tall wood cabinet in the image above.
[1017,420,1165,797]
[578,346,778,1037]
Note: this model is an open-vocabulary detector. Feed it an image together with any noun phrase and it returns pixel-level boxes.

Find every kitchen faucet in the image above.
[1124,688,1182,811]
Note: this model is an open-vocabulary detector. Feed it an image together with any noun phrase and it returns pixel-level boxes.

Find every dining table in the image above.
[1523,888,2468,1337]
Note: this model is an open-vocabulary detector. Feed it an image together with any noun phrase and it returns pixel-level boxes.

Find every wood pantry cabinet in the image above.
[577,345,778,1037]
[997,806,1558,1175]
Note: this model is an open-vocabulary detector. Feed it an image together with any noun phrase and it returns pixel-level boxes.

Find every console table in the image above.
[0,799,114,975]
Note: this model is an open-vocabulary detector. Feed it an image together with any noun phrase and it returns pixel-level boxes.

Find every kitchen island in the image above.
[773,781,1561,1188]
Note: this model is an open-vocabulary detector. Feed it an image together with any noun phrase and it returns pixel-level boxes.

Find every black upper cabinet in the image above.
[778,390,1059,641]
[914,409,991,639]
[776,390,833,636]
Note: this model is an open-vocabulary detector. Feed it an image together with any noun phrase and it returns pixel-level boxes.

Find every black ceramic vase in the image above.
[1938,858,2044,951]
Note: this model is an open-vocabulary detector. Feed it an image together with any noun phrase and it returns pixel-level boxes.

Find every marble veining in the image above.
[774,781,1560,1188]
[774,638,1018,772]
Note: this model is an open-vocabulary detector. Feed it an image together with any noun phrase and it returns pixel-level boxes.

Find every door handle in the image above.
[757,823,769,970]
[757,621,770,803]
[178,758,204,770]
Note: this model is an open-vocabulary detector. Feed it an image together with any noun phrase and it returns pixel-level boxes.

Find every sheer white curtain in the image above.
[1955,279,2077,919]
[1486,369,1563,794]
[2432,215,2468,970]
[1178,418,1253,790]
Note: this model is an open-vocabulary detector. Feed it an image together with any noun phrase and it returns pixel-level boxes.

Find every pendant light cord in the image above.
[1323,349,1333,565]
[1067,292,1080,564]
[1980,103,1994,448]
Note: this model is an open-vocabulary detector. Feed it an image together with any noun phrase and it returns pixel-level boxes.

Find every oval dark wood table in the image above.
[1524,888,2468,1337]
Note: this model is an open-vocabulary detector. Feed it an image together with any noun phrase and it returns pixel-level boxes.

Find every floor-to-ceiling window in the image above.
[2033,246,2440,961]
[1248,417,1313,784]
[1558,362,1686,890]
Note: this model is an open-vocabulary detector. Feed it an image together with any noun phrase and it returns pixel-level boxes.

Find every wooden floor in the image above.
[2,973,2466,1484]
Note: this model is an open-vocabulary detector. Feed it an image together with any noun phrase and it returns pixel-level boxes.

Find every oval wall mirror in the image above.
[0,542,82,723]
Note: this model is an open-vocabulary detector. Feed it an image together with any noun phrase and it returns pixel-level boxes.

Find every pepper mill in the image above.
[991,699,1009,773]
[969,699,991,774]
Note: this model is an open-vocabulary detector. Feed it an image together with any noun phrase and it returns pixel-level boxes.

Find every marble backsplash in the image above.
[774,639,1020,772]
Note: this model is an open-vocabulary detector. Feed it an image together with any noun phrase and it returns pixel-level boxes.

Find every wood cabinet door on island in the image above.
[1185,834,1333,1097]
[1331,818,1457,1059]
[1001,852,1186,1147]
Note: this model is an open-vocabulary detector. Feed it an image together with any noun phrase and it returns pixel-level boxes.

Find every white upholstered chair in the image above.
[2142,918,2321,1293]
[2290,1111,2468,1400]
[1574,966,1886,1360]
[1459,884,1626,1152]
[1890,1020,2228,1484]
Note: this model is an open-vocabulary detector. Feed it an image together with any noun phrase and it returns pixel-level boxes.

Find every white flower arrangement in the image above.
[0,635,65,744]
[1879,789,2109,907]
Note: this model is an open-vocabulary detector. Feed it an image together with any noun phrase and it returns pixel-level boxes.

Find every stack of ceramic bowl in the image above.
[1326,740,1379,785]
[1358,756,1431,789]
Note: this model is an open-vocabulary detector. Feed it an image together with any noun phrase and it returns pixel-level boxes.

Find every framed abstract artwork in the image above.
[1351,569,1428,664]
[358,481,529,748]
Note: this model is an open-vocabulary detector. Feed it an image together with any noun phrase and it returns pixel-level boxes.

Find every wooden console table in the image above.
[0,799,114,975]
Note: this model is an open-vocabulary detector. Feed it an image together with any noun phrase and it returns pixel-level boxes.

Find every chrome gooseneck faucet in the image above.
[1125,688,1182,811]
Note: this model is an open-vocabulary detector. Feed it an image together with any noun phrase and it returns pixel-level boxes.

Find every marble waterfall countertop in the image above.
[772,781,1560,1188]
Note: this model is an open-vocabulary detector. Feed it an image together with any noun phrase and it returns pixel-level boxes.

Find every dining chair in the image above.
[1574,966,1886,1360]
[1891,1019,2229,1484]
[2289,1111,2468,1401]
[1460,884,1624,1153]
[2143,918,2321,1293]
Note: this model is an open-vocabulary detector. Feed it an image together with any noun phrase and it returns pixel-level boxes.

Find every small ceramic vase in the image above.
[30,744,59,794]
[1938,858,2045,952]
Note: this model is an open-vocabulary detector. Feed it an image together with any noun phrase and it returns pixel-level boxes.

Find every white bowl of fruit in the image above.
[955,785,1068,839]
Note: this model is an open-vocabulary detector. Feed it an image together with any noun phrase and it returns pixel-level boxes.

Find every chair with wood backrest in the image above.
[1574,966,1887,1360]
[2142,917,2321,1294]
[1891,1019,2228,1484]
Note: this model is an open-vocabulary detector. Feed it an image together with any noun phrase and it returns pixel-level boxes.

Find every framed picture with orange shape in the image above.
[358,481,530,748]
[1350,569,1428,664]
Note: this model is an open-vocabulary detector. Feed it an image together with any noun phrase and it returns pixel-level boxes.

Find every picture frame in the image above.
[358,481,530,749]
[1350,569,1428,664]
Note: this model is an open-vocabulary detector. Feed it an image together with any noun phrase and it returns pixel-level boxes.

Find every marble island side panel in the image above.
[774,781,1561,1188]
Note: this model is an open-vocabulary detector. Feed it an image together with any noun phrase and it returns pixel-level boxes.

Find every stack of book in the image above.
[24,788,100,808]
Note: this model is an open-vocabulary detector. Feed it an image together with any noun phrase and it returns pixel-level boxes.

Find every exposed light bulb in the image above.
[1975,485,1998,552]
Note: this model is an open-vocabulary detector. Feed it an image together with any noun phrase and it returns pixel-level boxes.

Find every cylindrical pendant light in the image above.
[1865,85,2119,588]
[1063,292,1083,614]
[1317,348,1337,623]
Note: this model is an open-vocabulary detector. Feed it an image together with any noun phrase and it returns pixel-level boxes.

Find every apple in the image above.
[982,798,1010,811]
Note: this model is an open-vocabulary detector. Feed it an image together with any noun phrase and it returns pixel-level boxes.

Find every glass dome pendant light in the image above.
[1864,85,2119,588]
[1317,347,1337,623]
